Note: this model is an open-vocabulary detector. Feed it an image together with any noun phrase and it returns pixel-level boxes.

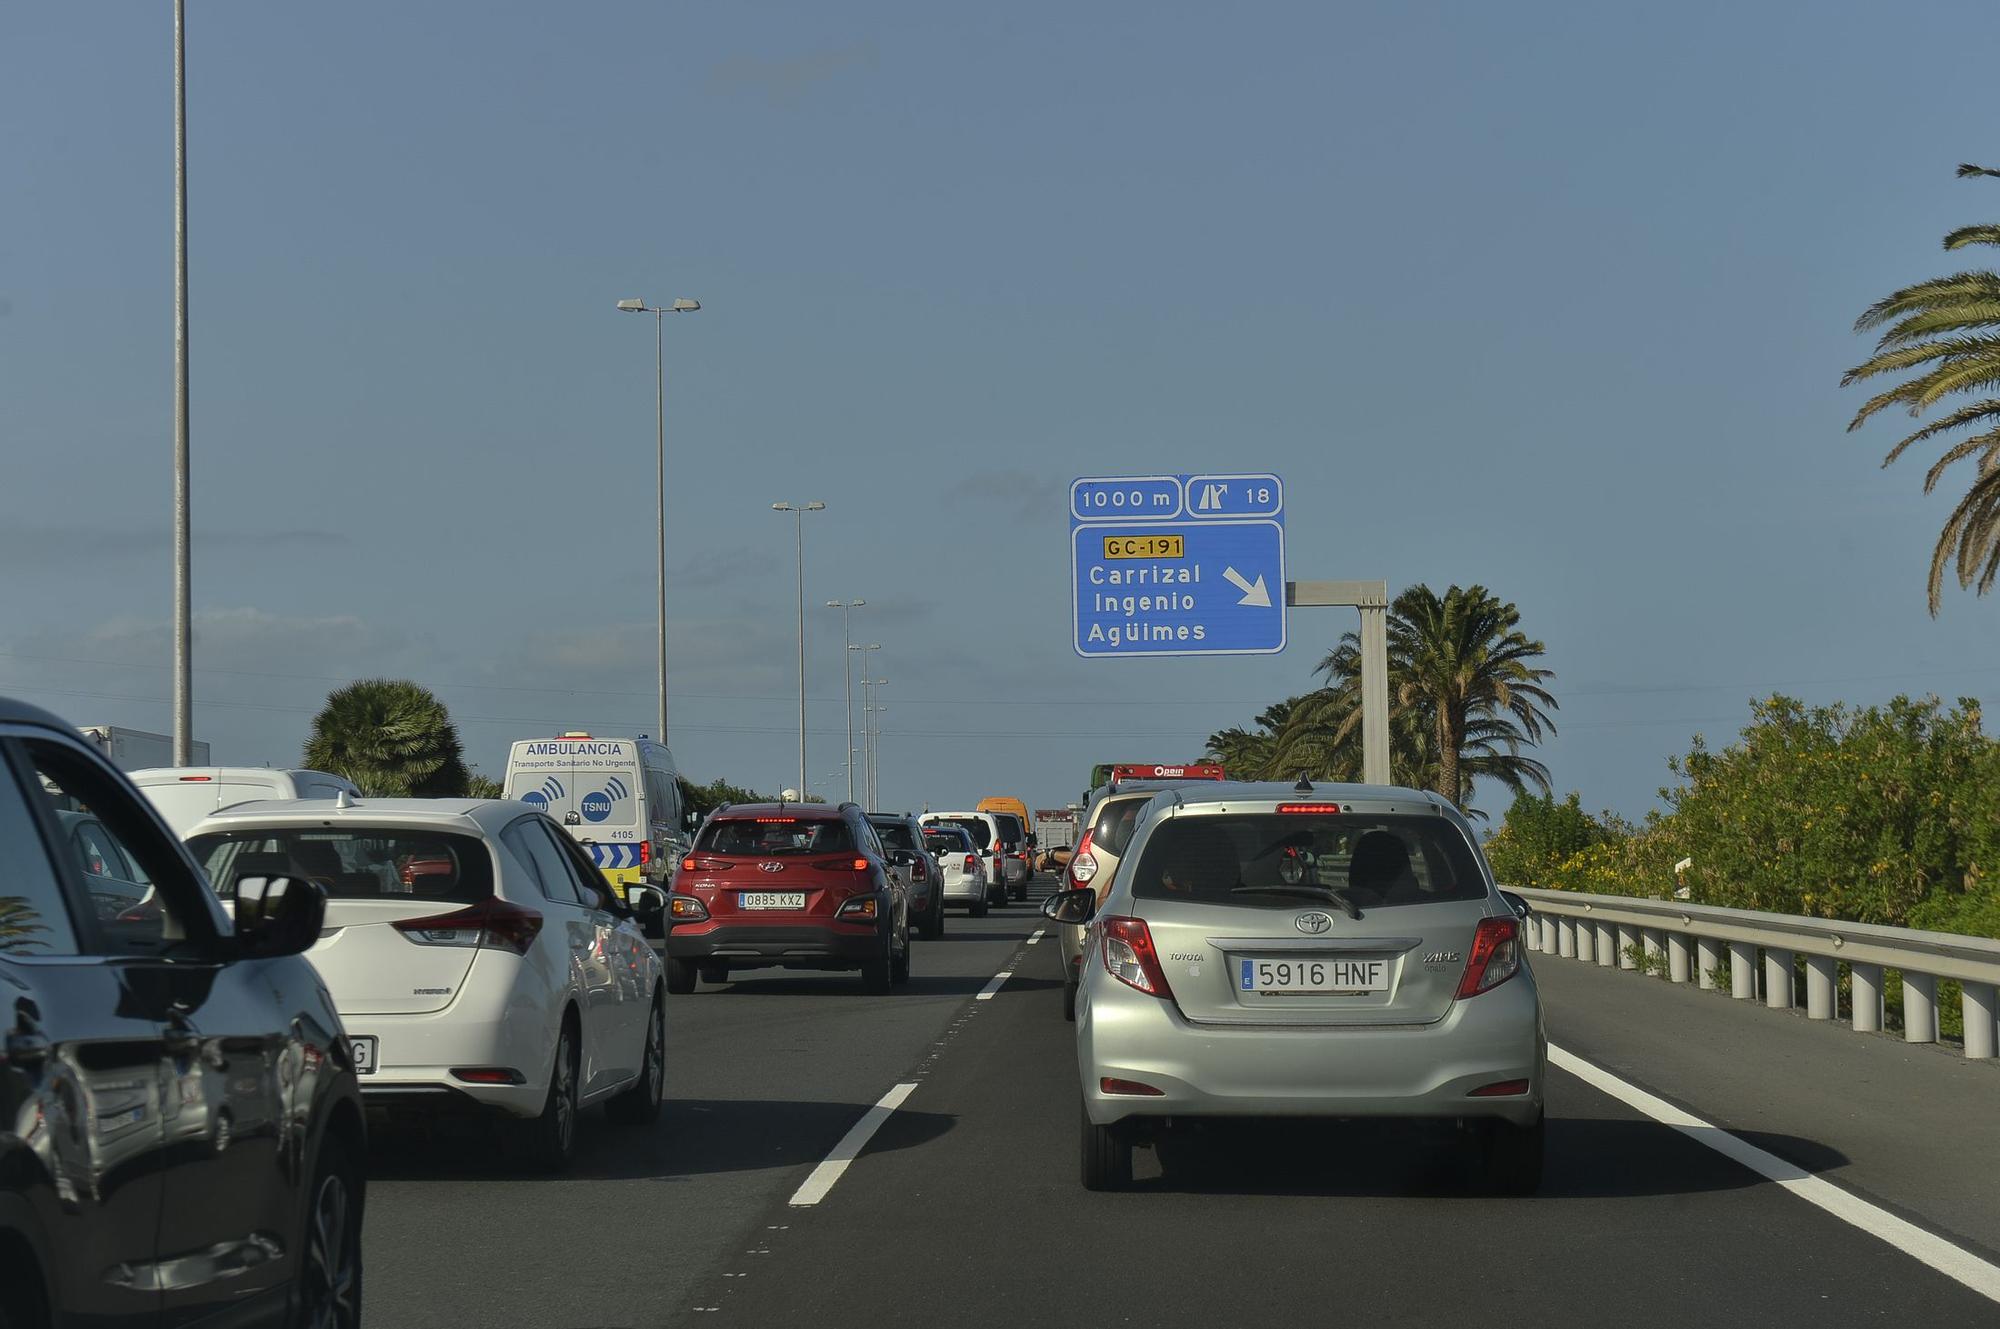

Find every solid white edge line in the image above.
[976,970,1012,1000]
[786,1082,919,1208]
[1548,1044,2000,1305]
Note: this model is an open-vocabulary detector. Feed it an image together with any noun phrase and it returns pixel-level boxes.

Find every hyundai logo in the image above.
[758,862,786,873]
[1295,911,1334,935]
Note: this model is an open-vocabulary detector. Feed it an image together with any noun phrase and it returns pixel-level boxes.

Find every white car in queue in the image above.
[185,796,668,1171]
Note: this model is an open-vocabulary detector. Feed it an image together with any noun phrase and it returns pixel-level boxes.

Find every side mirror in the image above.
[627,885,668,919]
[1498,889,1532,920]
[887,849,916,867]
[1041,887,1097,926]
[233,876,327,959]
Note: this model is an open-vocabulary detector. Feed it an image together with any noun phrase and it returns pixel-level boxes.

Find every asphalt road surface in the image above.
[361,886,2000,1328]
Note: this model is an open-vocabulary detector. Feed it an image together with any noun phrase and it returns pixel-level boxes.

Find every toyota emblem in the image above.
[1295,911,1334,935]
[758,862,786,873]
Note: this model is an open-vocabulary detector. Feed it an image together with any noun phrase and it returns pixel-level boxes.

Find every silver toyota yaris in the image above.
[1046,781,1546,1193]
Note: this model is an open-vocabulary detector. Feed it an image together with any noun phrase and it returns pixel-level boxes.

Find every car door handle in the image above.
[3,1030,51,1067]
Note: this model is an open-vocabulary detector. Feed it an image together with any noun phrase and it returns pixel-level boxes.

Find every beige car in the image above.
[1058,791,1155,1021]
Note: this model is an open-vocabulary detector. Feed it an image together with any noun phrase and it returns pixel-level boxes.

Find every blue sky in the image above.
[6,0,1999,821]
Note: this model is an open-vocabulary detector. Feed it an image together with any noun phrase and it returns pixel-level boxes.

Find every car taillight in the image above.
[639,840,650,865]
[852,857,871,872]
[1099,916,1172,998]
[911,859,927,880]
[1069,831,1098,885]
[837,896,879,919]
[1456,916,1522,998]
[669,894,709,922]
[392,897,544,956]
[681,856,698,872]
[1276,803,1346,814]
[962,855,978,873]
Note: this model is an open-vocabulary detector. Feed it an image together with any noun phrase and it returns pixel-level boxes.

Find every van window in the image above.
[928,816,994,850]
[993,814,1025,848]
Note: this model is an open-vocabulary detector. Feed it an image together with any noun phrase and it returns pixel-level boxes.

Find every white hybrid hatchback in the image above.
[186,797,667,1170]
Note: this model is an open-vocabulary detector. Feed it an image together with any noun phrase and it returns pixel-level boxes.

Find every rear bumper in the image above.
[341,1005,553,1119]
[667,921,887,968]
[1079,970,1545,1128]
[941,877,985,904]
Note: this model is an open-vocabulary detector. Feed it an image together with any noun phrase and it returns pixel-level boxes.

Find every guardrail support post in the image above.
[1540,917,1559,955]
[1575,920,1595,964]
[1667,933,1691,984]
[1729,942,1757,1000]
[1964,984,1997,1060]
[1763,950,1794,1009]
[1642,929,1665,976]
[1617,926,1638,970]
[1559,919,1576,959]
[1851,963,1882,1033]
[1805,956,1836,1019]
[1697,937,1720,990]
[1596,923,1616,968]
[1904,973,1938,1044]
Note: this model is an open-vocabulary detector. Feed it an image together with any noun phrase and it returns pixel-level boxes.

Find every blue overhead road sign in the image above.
[1070,473,1286,658]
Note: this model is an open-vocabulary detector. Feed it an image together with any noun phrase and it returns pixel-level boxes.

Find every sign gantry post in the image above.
[1285,580,1390,785]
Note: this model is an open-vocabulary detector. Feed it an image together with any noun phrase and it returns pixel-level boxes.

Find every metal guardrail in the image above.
[1513,887,2000,1060]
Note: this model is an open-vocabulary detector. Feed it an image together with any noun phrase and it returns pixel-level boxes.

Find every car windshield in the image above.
[929,817,991,849]
[871,821,917,853]
[1091,799,1148,856]
[186,827,493,903]
[700,817,855,856]
[993,816,1025,847]
[1128,813,1485,910]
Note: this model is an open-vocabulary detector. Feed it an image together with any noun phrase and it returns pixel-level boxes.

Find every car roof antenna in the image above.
[1294,776,1313,795]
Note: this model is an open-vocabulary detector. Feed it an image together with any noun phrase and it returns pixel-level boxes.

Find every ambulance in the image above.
[503,732,692,898]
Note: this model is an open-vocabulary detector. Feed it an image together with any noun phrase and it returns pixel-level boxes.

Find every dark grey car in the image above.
[0,697,365,1328]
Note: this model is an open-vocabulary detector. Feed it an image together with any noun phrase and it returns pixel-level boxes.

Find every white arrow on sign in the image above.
[1222,566,1272,607]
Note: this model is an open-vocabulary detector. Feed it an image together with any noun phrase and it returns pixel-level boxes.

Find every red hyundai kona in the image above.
[665,802,912,994]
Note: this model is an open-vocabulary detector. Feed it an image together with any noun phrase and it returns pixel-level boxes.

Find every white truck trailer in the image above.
[77,725,209,772]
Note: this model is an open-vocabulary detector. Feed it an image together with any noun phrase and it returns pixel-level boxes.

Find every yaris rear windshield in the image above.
[699,817,856,856]
[1128,813,1485,909]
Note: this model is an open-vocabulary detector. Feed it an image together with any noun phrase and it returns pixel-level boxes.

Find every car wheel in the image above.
[293,1132,363,1329]
[1062,977,1077,1023]
[698,964,729,986]
[606,995,665,1126]
[890,918,912,985]
[519,1021,581,1172]
[921,899,944,940]
[1080,1101,1132,1191]
[969,896,989,918]
[860,954,893,994]
[665,955,697,995]
[1476,1111,1544,1196]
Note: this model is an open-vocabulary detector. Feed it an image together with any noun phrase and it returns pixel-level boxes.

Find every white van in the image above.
[129,767,362,836]
[503,732,691,897]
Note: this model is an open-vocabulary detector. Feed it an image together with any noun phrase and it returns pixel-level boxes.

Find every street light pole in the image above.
[773,501,825,797]
[866,690,887,809]
[615,296,700,742]
[853,644,880,807]
[827,600,865,802]
[172,0,192,766]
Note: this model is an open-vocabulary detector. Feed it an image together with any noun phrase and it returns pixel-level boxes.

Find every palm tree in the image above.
[1203,698,1299,778]
[1845,163,2000,613]
[1269,584,1556,810]
[303,679,470,797]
